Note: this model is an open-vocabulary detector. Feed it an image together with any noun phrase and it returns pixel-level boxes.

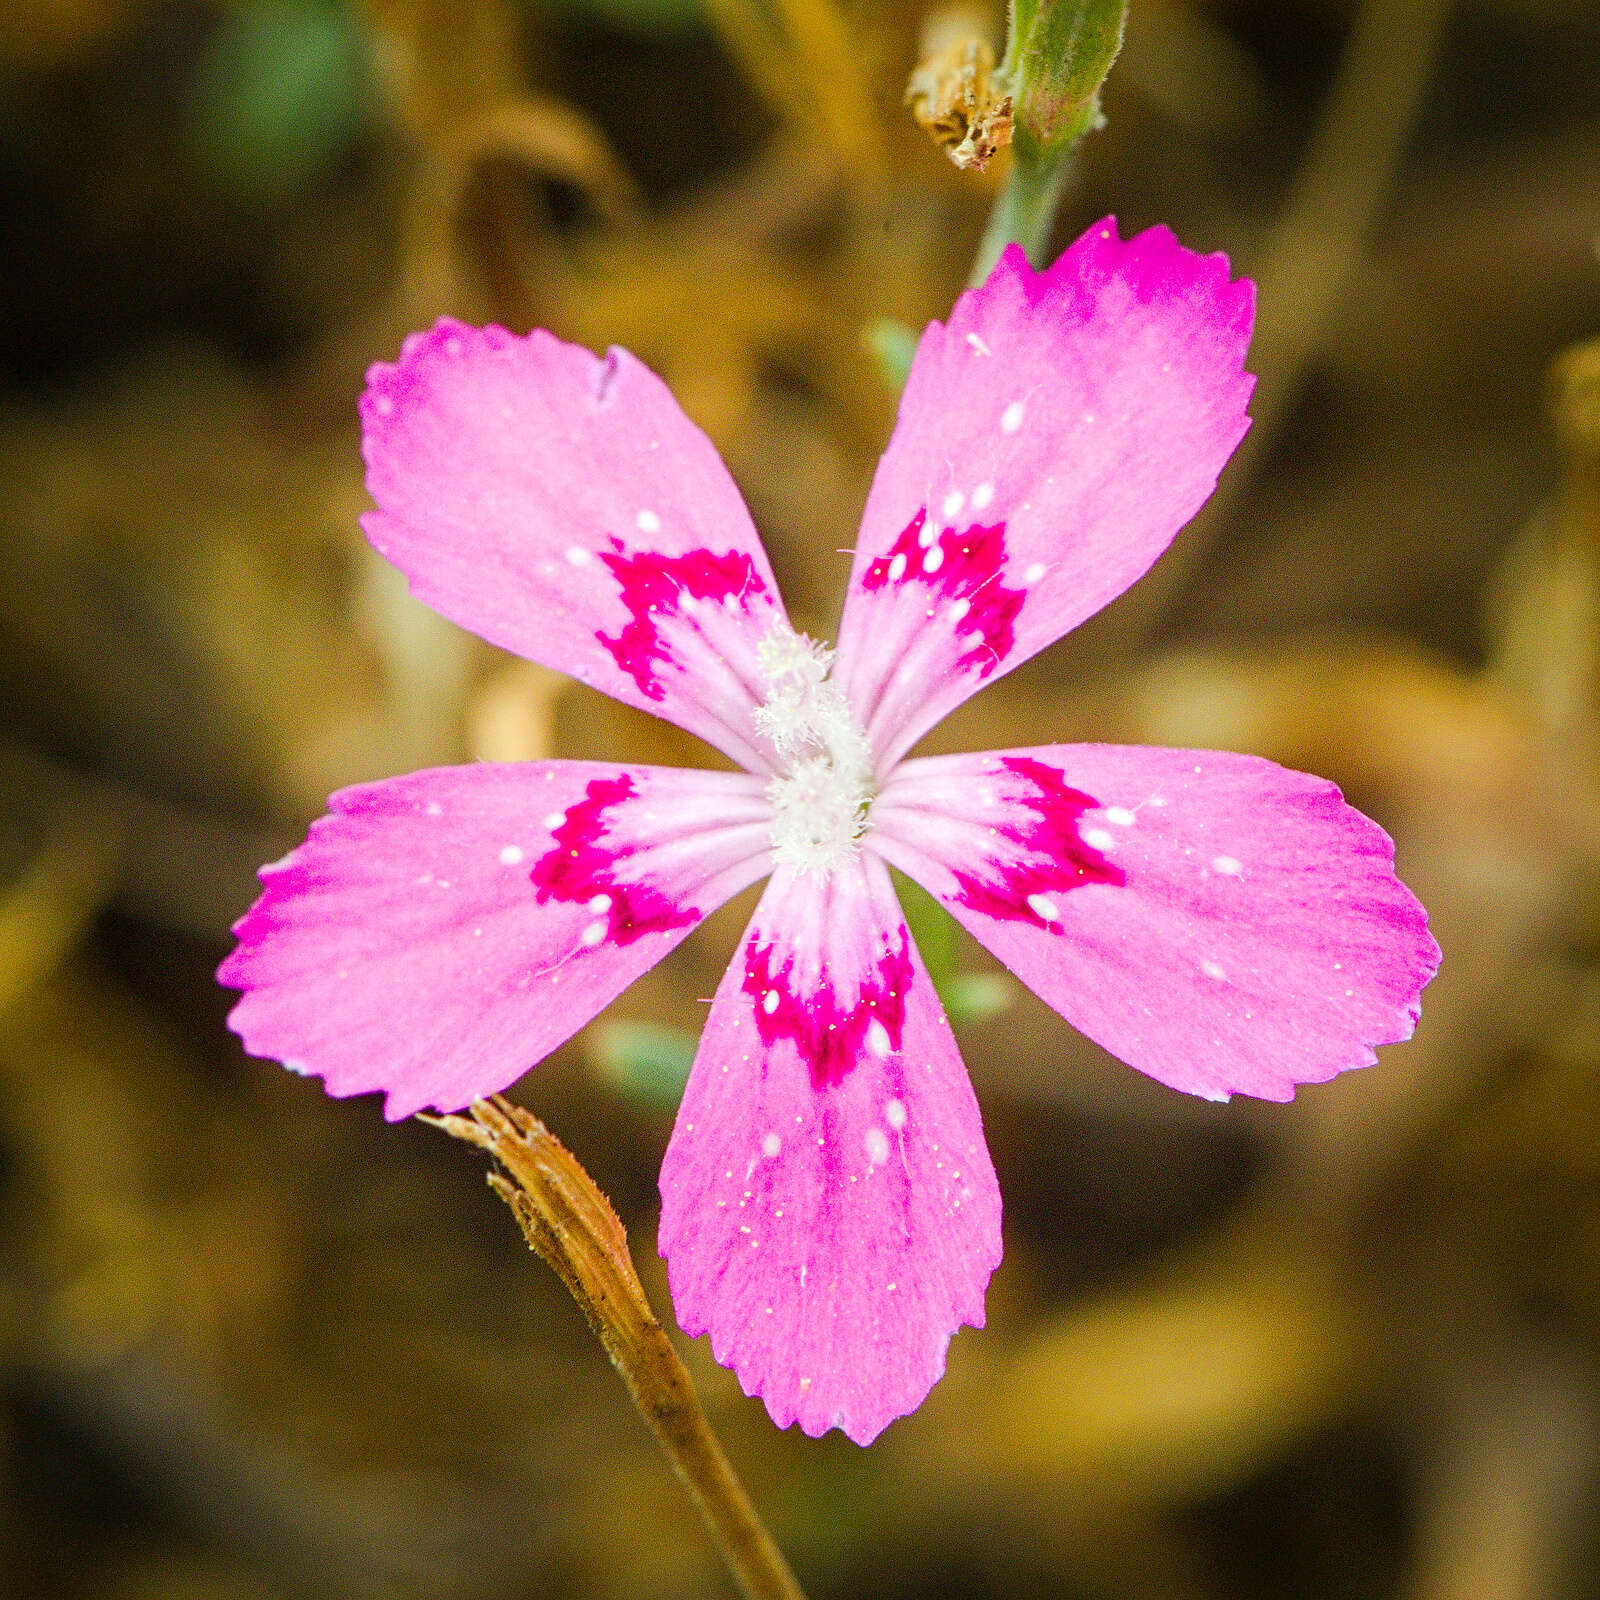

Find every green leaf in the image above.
[892,872,1018,1025]
[590,1019,697,1109]
[894,871,957,992]
[189,0,376,203]
[940,971,1017,1026]
[862,316,919,394]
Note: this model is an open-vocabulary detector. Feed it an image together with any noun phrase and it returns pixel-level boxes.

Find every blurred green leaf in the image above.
[862,316,918,393]
[189,0,375,203]
[893,872,1015,1022]
[894,870,956,991]
[940,971,1016,1025]
[591,1019,697,1108]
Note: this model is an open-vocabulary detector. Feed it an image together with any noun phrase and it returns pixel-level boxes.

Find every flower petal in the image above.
[832,222,1256,765]
[872,745,1440,1103]
[221,761,771,1119]
[362,323,789,769]
[658,853,1001,1445]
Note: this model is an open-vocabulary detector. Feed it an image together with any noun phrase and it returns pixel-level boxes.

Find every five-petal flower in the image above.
[220,220,1440,1445]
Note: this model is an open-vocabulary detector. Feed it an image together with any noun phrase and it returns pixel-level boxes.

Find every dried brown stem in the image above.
[427,1097,807,1600]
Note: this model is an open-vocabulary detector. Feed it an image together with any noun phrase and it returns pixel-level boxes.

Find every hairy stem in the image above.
[970,135,1075,285]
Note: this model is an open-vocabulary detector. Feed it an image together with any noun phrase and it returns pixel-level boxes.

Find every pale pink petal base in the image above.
[833,223,1256,766]
[659,853,1002,1444]
[873,745,1440,1103]
[222,761,771,1119]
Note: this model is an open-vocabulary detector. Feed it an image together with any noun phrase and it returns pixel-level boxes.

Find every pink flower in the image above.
[220,221,1439,1444]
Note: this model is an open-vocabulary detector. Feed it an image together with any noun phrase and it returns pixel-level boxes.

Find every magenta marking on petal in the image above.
[953,756,1125,924]
[597,545,766,700]
[742,929,914,1089]
[860,510,1025,678]
[531,775,699,944]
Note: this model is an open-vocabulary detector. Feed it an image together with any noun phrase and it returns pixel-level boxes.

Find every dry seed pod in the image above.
[905,30,1013,171]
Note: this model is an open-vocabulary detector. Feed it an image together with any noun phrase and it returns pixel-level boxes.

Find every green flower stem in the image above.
[969,134,1076,285]
[430,1097,808,1600]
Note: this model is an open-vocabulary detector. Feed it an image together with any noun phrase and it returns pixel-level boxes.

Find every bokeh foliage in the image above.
[2,0,1600,1596]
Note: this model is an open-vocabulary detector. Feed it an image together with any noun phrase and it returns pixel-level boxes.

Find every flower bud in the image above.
[1004,0,1128,153]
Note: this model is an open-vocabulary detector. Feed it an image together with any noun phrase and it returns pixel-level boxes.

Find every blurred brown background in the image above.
[2,0,1599,1595]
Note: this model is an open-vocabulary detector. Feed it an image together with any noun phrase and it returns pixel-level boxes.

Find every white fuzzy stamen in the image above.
[755,624,874,875]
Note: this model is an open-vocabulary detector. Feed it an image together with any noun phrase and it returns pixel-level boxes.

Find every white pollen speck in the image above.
[581,920,607,946]
[971,481,995,511]
[499,845,524,865]
[543,811,566,829]
[1023,561,1047,584]
[864,1128,890,1166]
[1212,855,1243,876]
[1001,400,1026,433]
[867,1020,891,1057]
[1084,828,1115,851]
[888,552,908,582]
[949,598,971,623]
[762,989,780,1015]
[1202,960,1227,981]
[587,893,613,913]
[942,490,965,518]
[1149,795,1167,807]
[373,394,393,416]
[565,546,591,566]
[965,331,992,356]
[1106,807,1137,826]
[885,1098,907,1130]
[922,544,945,575]
[1027,893,1060,922]
[635,509,661,534]
[762,1132,781,1158]
[918,518,939,548]
[425,802,443,817]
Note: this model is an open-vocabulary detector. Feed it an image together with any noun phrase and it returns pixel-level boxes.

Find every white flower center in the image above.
[755,625,874,875]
